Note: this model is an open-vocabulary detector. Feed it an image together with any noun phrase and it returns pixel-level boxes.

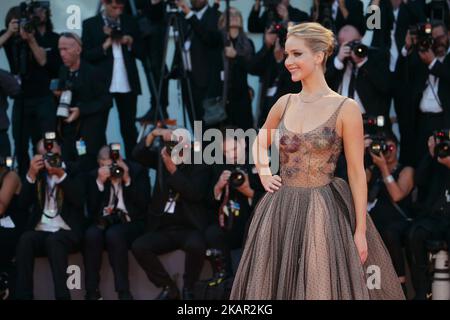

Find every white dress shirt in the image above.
[419,48,450,113]
[102,14,132,94]
[334,56,368,113]
[332,0,339,21]
[28,173,71,233]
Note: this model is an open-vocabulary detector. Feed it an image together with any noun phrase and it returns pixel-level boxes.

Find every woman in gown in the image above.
[230,22,405,300]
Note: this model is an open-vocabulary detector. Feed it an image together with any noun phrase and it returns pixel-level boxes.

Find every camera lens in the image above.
[229,169,245,188]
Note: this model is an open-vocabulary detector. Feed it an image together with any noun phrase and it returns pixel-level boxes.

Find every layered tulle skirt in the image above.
[230,178,405,300]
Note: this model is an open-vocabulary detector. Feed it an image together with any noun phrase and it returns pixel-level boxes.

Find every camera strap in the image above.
[43,181,60,219]
[110,183,120,211]
[426,77,442,107]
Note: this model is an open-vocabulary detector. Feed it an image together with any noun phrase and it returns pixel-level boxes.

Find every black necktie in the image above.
[348,63,356,99]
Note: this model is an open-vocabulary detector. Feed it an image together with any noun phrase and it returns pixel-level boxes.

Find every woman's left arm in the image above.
[340,99,368,263]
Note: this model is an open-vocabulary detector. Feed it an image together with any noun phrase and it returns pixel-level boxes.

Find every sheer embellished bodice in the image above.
[278,95,347,188]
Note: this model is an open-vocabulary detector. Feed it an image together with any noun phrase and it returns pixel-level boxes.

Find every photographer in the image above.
[84,145,149,300]
[131,127,210,300]
[0,4,61,176]
[15,136,85,300]
[0,69,21,157]
[326,25,391,123]
[248,0,310,33]
[168,0,222,127]
[207,7,256,130]
[396,22,450,165]
[365,131,414,296]
[0,157,22,300]
[82,0,143,158]
[248,26,298,127]
[405,133,450,300]
[312,0,365,35]
[205,127,264,278]
[55,32,112,172]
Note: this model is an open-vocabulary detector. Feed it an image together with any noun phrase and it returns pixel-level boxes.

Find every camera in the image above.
[433,129,450,158]
[98,209,129,229]
[368,137,394,156]
[346,40,369,59]
[107,20,124,41]
[409,22,434,52]
[0,156,13,170]
[268,21,288,47]
[109,143,124,179]
[56,84,73,119]
[363,115,385,132]
[19,1,50,34]
[316,0,336,30]
[43,132,62,168]
[229,167,246,188]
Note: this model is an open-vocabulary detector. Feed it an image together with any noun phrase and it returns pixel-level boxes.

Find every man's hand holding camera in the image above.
[161,147,177,175]
[6,19,19,37]
[214,170,255,200]
[428,136,450,169]
[27,155,45,182]
[27,155,65,182]
[102,26,134,51]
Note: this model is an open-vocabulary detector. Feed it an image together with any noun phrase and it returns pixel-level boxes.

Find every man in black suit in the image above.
[83,145,149,300]
[326,25,391,122]
[165,0,222,127]
[369,0,426,71]
[55,33,112,172]
[131,127,210,300]
[313,0,365,35]
[0,69,20,157]
[396,22,450,165]
[82,0,143,158]
[15,138,85,300]
[247,0,310,33]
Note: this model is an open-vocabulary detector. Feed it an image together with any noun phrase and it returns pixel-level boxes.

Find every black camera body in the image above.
[368,136,388,156]
[409,22,434,52]
[108,20,124,41]
[346,40,369,59]
[434,129,450,158]
[229,167,246,189]
[19,1,50,34]
[109,143,124,179]
[43,132,62,168]
[98,209,128,229]
[268,21,288,47]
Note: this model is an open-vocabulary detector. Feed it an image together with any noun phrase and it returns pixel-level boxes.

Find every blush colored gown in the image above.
[230,95,405,300]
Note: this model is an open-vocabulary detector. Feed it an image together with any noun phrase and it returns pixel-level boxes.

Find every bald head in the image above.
[59,33,82,69]
[338,25,362,45]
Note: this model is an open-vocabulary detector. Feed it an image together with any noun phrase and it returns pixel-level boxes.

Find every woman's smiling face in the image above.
[284,36,323,82]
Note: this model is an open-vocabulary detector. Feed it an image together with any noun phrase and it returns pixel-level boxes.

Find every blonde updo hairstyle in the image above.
[287,22,335,73]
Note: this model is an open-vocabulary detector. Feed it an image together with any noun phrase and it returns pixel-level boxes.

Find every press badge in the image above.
[76,140,87,156]
[164,198,176,214]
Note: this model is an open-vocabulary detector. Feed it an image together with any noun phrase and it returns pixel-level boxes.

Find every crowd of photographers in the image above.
[0,0,449,300]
